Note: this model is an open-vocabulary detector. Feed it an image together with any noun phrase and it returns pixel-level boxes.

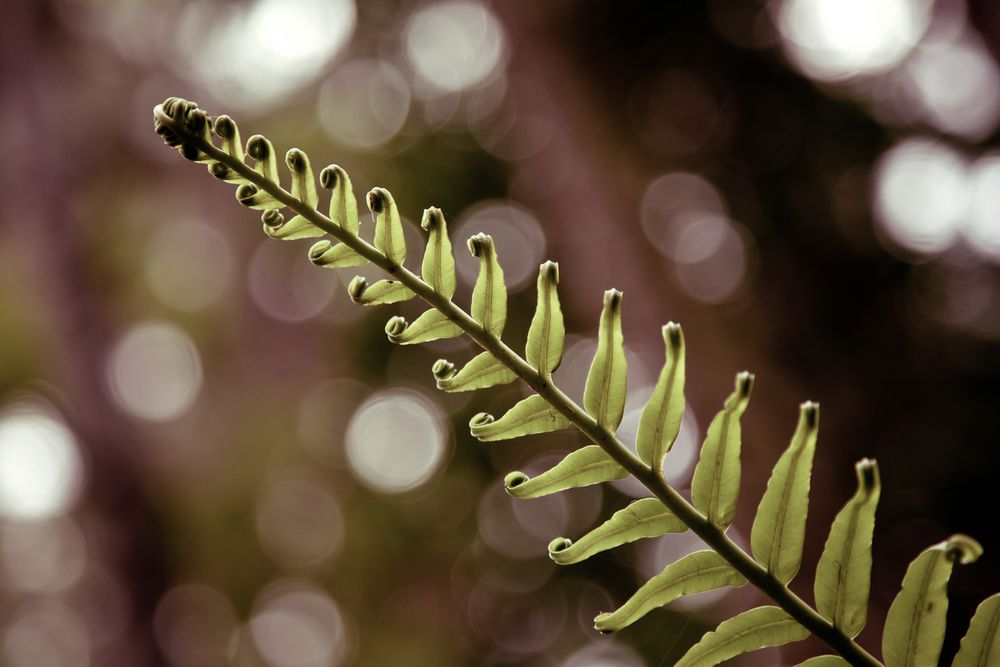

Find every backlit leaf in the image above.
[346,277,413,306]
[675,606,809,667]
[434,351,515,392]
[636,322,685,469]
[368,187,406,266]
[468,233,506,337]
[750,402,819,583]
[593,551,745,633]
[420,207,456,300]
[814,459,881,638]
[525,261,564,376]
[247,134,280,184]
[548,498,685,565]
[691,372,754,530]
[285,148,318,209]
[583,289,627,432]
[952,593,1000,667]
[504,445,626,499]
[263,214,324,240]
[384,309,463,345]
[469,395,569,442]
[320,164,359,233]
[309,240,368,268]
[883,534,983,667]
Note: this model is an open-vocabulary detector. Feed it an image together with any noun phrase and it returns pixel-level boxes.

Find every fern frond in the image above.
[152,97,995,667]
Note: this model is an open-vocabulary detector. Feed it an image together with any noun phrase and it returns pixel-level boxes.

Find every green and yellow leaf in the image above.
[750,402,819,583]
[368,187,406,266]
[583,289,627,432]
[504,445,626,499]
[285,148,318,209]
[347,277,414,306]
[548,497,686,565]
[434,351,515,392]
[593,550,746,633]
[420,207,456,300]
[676,606,809,667]
[814,458,881,638]
[636,322,685,470]
[468,233,506,337]
[247,134,280,184]
[691,371,754,530]
[525,261,564,376]
[263,214,324,240]
[309,240,368,268]
[384,309,462,344]
[468,395,569,442]
[883,534,983,667]
[953,593,1000,667]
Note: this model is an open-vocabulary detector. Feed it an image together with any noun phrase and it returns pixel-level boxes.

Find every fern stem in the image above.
[167,116,884,667]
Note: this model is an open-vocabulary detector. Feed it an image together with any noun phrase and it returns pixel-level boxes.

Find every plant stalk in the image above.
[169,116,884,667]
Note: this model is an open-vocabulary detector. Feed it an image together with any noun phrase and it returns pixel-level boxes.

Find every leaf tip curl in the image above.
[801,400,820,431]
[604,288,623,311]
[366,187,386,214]
[246,134,271,161]
[467,232,493,257]
[663,321,683,349]
[347,276,367,303]
[213,114,236,139]
[319,164,342,189]
[432,359,456,381]
[736,371,755,399]
[385,315,408,341]
[541,260,559,283]
[469,412,494,429]
[504,471,530,493]
[946,534,984,565]
[285,147,308,173]
[422,206,444,231]
[855,458,880,496]
[548,537,573,558]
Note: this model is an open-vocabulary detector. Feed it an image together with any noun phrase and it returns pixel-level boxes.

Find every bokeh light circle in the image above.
[345,389,449,494]
[249,581,349,667]
[405,2,505,94]
[255,473,344,569]
[107,321,203,422]
[318,60,411,150]
[0,401,84,522]
[873,138,968,255]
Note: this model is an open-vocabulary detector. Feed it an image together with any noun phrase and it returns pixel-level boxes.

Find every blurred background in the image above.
[1,0,999,665]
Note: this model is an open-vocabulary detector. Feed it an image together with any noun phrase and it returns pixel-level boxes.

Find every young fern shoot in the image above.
[153,97,1000,667]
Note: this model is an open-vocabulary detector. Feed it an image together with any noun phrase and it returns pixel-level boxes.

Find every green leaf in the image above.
[504,445,626,499]
[236,184,282,210]
[814,458,881,638]
[263,214,324,240]
[691,371,754,530]
[583,289,627,432]
[548,498,685,565]
[468,234,507,337]
[385,310,463,345]
[675,606,809,667]
[347,277,414,306]
[796,658,850,666]
[636,322,685,469]
[320,165,359,233]
[750,402,819,584]
[213,115,244,161]
[368,187,406,266]
[593,551,746,633]
[420,207,457,300]
[468,395,569,442]
[953,593,1000,667]
[525,261,564,375]
[247,134,280,184]
[883,534,983,667]
[309,240,368,268]
[433,351,515,392]
[285,148,318,209]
